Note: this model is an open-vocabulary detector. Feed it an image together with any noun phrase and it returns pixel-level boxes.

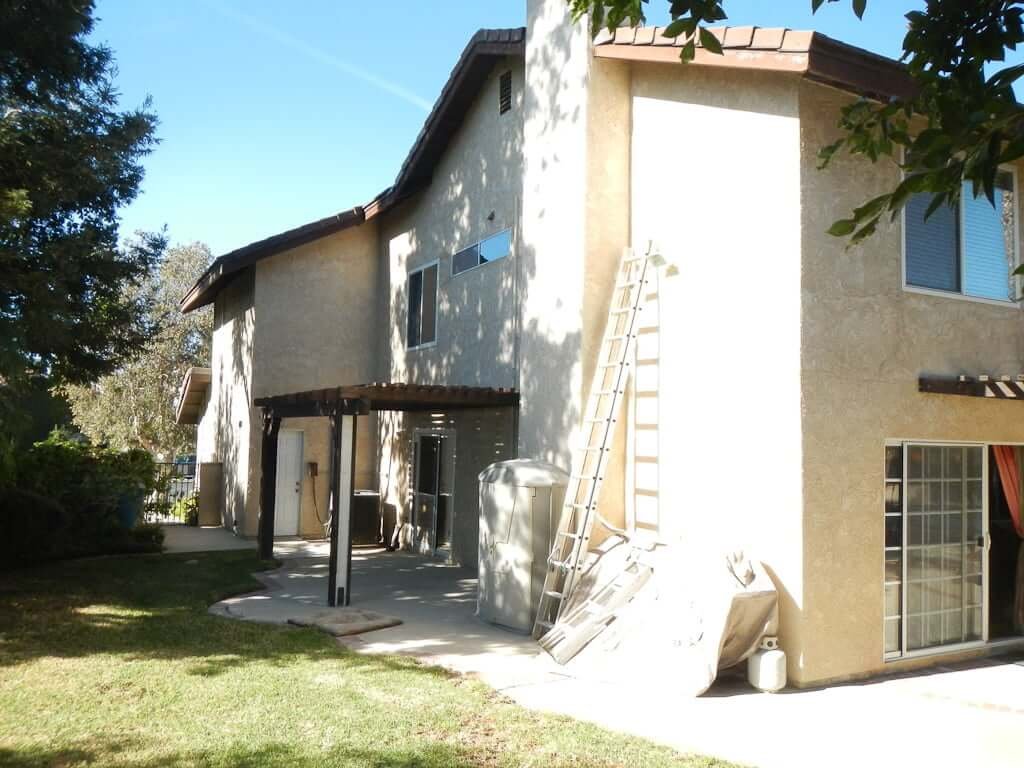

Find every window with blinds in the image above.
[905,172,1018,302]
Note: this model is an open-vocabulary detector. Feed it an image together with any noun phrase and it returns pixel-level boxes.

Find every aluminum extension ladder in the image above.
[531,246,651,640]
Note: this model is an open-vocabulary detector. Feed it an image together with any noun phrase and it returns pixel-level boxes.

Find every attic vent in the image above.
[499,70,512,115]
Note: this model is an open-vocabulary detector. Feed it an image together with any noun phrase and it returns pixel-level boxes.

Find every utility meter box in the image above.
[478,459,569,632]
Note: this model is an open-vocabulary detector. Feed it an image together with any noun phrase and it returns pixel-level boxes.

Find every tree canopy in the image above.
[64,242,213,459]
[570,0,1024,244]
[0,0,159,387]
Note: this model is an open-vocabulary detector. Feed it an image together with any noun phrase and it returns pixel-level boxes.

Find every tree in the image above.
[0,0,159,387]
[64,242,213,459]
[570,0,1024,244]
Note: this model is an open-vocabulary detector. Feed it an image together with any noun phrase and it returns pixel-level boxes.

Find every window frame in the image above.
[406,260,439,350]
[450,228,513,278]
[901,165,1022,308]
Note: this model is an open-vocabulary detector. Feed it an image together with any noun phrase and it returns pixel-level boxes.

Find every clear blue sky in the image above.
[94,0,931,256]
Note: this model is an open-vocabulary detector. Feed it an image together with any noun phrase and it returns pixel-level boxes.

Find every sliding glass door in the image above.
[885,443,988,658]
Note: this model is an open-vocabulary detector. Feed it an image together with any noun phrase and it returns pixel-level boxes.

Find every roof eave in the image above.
[180,27,526,315]
[593,28,915,102]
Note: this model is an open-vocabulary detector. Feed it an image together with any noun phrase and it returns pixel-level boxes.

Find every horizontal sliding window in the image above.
[451,229,512,276]
[905,172,1018,302]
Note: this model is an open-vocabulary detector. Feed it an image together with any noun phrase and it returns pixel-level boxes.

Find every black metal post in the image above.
[257,411,281,560]
[327,410,342,605]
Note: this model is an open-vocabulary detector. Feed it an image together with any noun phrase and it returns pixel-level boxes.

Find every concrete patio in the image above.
[206,540,1024,768]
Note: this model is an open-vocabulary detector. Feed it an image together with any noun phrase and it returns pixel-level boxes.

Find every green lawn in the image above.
[0,550,732,768]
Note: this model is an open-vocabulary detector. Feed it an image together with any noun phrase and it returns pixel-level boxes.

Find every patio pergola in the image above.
[253,382,519,607]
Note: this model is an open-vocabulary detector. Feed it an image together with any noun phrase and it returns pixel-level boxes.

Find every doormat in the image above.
[289,609,402,637]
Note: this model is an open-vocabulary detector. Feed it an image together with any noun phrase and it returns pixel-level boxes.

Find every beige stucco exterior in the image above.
[628,62,807,667]
[797,79,1024,684]
[189,2,1024,686]
[196,224,381,539]
[374,57,524,564]
[197,270,260,533]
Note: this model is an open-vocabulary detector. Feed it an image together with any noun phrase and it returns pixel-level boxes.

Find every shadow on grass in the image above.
[0,736,488,768]
[0,550,452,682]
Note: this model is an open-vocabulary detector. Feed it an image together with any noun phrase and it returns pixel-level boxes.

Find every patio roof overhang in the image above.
[253,382,520,418]
[919,374,1024,401]
[253,382,519,603]
[174,366,212,425]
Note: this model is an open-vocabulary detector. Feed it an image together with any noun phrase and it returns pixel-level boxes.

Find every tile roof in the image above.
[593,25,913,101]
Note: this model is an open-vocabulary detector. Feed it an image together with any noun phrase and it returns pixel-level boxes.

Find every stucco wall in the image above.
[378,407,515,568]
[520,2,632,544]
[629,63,806,665]
[519,0,589,468]
[253,224,380,399]
[250,223,381,536]
[375,56,525,560]
[204,270,259,533]
[379,58,523,391]
[798,80,1024,684]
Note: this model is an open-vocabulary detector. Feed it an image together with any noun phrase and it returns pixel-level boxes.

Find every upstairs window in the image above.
[904,172,1018,302]
[451,229,512,276]
[407,263,437,349]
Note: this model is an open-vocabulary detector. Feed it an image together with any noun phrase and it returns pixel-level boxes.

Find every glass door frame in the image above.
[412,427,456,557]
[886,439,992,661]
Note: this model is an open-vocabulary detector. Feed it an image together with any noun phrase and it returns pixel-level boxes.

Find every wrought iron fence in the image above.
[144,462,197,524]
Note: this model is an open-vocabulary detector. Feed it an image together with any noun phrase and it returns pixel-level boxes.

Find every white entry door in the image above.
[274,430,303,536]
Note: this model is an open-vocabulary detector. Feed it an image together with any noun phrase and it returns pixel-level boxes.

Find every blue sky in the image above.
[94,0,929,256]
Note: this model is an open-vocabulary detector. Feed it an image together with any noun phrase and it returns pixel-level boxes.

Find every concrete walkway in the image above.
[210,547,1024,768]
[161,525,255,553]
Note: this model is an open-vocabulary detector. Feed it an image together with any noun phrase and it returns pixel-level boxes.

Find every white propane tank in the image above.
[747,649,787,692]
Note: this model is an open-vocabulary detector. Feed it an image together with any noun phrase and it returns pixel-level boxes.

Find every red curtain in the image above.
[993,445,1024,538]
[993,445,1024,633]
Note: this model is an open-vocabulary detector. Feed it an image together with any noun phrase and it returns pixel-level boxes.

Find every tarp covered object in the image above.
[569,544,778,696]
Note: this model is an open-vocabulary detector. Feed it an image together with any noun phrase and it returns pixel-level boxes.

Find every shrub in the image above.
[0,488,70,568]
[2,432,163,567]
[171,493,199,526]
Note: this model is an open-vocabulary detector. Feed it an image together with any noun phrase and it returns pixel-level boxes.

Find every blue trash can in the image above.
[117,487,145,530]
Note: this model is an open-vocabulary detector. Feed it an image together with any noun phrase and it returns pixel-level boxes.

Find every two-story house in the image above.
[176,0,1024,687]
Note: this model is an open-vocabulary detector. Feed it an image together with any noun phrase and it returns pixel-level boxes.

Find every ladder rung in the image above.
[548,556,584,570]
[534,249,650,641]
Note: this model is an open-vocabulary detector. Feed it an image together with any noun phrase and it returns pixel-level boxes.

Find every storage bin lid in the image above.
[478,459,569,488]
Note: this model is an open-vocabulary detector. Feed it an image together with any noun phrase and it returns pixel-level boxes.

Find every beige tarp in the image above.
[560,541,778,696]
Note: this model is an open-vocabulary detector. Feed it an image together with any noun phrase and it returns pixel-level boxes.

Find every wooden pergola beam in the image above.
[919,375,1024,400]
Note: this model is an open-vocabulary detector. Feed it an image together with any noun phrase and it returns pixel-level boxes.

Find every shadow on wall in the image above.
[381,48,585,470]
[214,271,256,532]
